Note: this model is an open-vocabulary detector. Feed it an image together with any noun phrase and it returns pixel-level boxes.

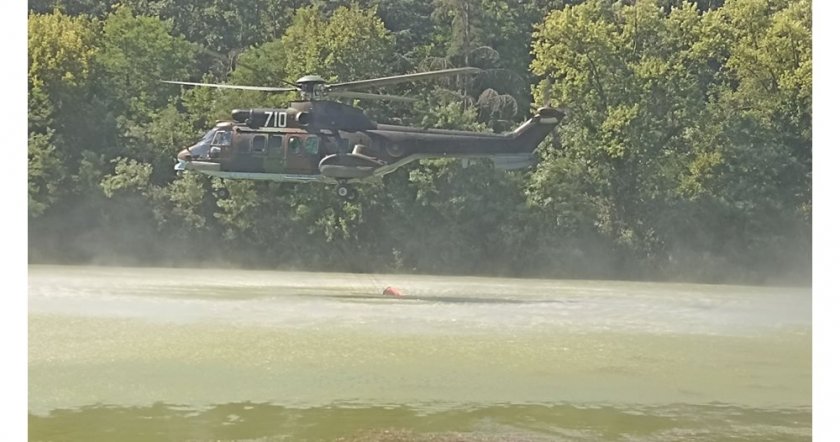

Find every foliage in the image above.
[281,5,397,82]
[28,11,98,91]
[28,11,100,216]
[95,5,196,123]
[28,130,65,218]
[530,0,811,281]
[26,1,812,284]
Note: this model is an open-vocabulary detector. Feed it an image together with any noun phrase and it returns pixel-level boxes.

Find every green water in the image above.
[28,265,811,441]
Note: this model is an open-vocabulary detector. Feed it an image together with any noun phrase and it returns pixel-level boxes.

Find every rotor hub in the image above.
[296,75,327,100]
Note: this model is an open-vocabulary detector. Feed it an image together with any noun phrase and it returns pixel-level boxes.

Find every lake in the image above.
[28,265,811,441]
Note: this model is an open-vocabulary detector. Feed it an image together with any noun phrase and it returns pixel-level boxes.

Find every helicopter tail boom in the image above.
[370,107,564,157]
[508,107,564,151]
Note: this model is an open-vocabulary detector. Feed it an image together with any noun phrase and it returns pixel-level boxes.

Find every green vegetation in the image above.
[28,0,811,284]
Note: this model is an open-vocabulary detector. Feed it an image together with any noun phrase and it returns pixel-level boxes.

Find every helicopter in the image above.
[165,68,564,200]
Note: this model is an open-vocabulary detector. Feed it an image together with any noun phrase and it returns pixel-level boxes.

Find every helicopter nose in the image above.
[177,148,192,161]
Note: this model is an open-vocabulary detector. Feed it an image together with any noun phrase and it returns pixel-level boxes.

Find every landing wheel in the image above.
[336,184,357,201]
[336,184,349,198]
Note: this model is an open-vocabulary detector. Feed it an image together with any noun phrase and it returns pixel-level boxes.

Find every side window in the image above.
[212,131,231,146]
[252,135,267,153]
[304,136,319,155]
[288,136,303,155]
[268,135,283,154]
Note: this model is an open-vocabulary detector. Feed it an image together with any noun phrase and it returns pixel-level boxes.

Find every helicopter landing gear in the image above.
[336,183,357,201]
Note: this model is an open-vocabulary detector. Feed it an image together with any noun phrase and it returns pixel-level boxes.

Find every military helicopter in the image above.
[165,68,564,200]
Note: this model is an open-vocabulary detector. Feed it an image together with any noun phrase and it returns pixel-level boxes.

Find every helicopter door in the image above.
[285,135,320,174]
[264,135,285,173]
[228,134,267,172]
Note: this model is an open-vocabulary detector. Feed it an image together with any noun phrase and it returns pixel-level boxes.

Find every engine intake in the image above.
[296,112,311,126]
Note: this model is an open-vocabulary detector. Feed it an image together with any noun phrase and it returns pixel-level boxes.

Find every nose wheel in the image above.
[336,184,357,201]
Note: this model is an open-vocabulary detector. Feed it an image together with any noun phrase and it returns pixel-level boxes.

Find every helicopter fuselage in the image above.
[175,101,563,187]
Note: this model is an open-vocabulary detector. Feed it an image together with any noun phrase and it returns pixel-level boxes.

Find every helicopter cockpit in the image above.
[177,122,234,164]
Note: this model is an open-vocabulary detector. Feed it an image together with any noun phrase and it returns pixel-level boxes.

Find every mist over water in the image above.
[28,265,811,441]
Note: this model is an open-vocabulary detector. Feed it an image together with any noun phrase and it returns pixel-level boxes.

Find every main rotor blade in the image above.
[161,80,298,92]
[329,91,418,103]
[327,67,481,91]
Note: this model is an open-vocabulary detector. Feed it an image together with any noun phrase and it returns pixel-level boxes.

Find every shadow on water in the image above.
[135,284,579,305]
[29,402,811,442]
[320,294,579,305]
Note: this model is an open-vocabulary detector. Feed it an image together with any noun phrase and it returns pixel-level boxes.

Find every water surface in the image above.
[29,265,811,440]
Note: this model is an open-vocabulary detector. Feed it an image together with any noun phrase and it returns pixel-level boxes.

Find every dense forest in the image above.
[28,0,811,284]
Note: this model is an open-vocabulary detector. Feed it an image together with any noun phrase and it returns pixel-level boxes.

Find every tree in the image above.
[94,5,197,183]
[530,0,811,281]
[28,10,100,216]
[95,5,196,125]
[27,0,811,283]
[677,0,812,280]
[116,0,308,54]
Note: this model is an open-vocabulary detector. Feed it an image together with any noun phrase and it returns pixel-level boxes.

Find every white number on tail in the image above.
[264,111,287,128]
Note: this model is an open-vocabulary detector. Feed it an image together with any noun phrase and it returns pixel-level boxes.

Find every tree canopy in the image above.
[28,0,811,284]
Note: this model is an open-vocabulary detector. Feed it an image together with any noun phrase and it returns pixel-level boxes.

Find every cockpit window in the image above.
[199,129,216,144]
[185,129,216,159]
[212,131,232,146]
